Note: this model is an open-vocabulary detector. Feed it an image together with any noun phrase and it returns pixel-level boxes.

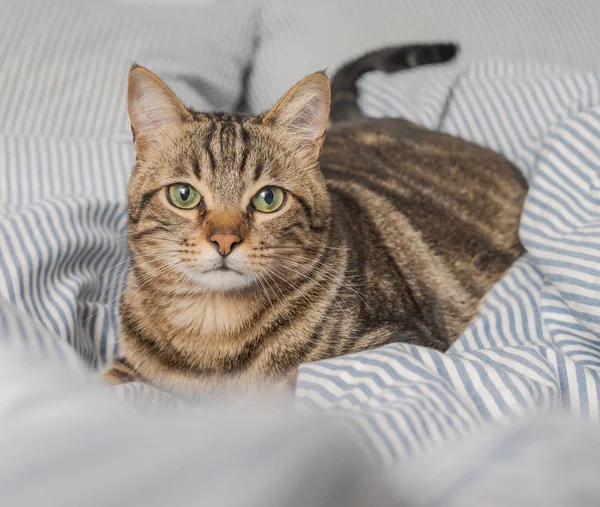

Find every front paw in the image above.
[99,358,139,386]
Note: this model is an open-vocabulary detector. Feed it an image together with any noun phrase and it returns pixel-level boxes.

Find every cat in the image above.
[102,43,527,397]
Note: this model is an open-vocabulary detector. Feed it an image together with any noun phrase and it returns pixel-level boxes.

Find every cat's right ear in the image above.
[263,72,331,161]
[127,65,192,152]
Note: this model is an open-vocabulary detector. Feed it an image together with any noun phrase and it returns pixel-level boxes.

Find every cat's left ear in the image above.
[127,65,193,152]
[263,72,331,160]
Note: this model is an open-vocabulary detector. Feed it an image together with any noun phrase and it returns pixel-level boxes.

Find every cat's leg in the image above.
[100,358,140,386]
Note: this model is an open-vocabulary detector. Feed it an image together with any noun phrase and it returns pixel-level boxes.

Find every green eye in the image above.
[251,186,285,213]
[168,184,202,209]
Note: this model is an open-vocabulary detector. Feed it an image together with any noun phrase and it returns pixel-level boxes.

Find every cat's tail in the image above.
[329,43,459,124]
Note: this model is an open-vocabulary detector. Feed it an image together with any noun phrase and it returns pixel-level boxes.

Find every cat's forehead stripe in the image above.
[202,118,257,181]
[192,158,201,179]
[252,162,263,182]
[204,112,246,123]
[204,122,218,172]
[238,124,250,174]
[131,187,162,224]
[218,121,238,155]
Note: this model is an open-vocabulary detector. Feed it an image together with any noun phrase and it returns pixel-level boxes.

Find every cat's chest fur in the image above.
[168,295,257,337]
[117,276,343,395]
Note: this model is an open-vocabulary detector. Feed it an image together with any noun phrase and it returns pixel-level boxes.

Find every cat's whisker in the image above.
[119,261,182,315]
[270,265,352,322]
[247,263,282,311]
[144,261,187,320]
[264,270,311,317]
[278,266,353,323]
[266,266,324,319]
[276,257,371,312]
[258,271,284,311]
[135,258,183,290]
[282,256,362,277]
[110,256,172,291]
[85,254,172,323]
[98,251,164,279]
[85,257,182,323]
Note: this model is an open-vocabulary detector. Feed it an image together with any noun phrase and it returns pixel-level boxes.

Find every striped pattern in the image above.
[0,0,256,369]
[3,354,600,506]
[296,61,600,462]
[3,0,600,465]
[251,0,600,113]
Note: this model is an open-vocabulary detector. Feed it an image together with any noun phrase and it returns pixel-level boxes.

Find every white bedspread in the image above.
[2,0,600,469]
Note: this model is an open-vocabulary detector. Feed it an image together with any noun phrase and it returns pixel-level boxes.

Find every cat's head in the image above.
[126,66,332,294]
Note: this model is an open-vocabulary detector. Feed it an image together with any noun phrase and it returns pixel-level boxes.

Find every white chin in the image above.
[191,269,253,292]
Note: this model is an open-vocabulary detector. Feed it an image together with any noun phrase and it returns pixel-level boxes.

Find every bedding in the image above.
[3,352,600,507]
[2,0,600,473]
[297,61,600,461]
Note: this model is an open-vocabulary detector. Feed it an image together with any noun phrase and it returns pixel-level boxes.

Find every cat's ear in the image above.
[263,72,331,160]
[127,65,192,151]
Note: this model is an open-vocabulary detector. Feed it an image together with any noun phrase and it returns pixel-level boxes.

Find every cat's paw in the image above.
[99,358,139,386]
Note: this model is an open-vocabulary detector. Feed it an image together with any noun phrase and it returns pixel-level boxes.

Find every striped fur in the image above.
[103,46,526,397]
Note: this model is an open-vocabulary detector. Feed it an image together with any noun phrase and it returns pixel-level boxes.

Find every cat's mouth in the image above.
[190,263,252,292]
[201,265,244,276]
[183,256,254,292]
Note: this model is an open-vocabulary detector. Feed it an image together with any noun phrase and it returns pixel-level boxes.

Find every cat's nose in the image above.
[208,233,242,257]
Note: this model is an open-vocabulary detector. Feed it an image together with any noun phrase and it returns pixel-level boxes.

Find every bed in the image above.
[2,0,600,503]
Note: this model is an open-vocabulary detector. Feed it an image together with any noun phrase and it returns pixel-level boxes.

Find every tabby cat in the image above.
[102,43,527,397]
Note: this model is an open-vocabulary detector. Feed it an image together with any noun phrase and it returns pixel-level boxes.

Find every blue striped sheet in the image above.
[296,62,600,458]
[3,0,600,466]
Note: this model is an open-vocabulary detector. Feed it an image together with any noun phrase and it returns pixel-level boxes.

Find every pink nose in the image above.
[209,233,241,257]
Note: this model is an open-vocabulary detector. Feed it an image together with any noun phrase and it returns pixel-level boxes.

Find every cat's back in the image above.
[321,118,526,237]
[320,118,527,341]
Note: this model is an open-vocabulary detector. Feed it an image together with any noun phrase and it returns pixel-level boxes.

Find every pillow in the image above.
[0,0,256,140]
[248,0,600,113]
[0,0,258,371]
